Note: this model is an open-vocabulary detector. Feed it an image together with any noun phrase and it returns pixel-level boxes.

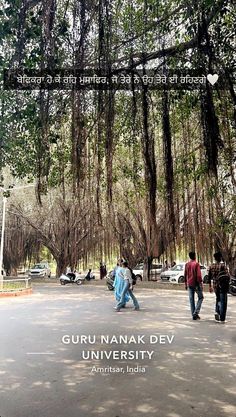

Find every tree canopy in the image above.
[0,0,235,276]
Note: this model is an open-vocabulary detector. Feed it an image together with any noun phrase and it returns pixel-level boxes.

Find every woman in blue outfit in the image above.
[115,261,139,311]
[113,259,130,306]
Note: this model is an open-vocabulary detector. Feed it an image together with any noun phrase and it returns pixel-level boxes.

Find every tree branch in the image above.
[113,3,186,52]
[112,0,227,68]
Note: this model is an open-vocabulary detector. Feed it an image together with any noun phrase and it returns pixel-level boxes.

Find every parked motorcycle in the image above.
[229,276,236,295]
[59,272,85,286]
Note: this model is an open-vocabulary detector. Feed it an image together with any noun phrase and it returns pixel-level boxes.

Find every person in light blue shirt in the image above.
[113,259,130,306]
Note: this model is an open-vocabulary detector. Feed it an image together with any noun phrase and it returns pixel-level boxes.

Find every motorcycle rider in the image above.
[85,269,95,281]
[66,266,76,281]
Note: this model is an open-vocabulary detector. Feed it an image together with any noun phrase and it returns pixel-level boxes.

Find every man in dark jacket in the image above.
[184,252,204,320]
[208,252,229,322]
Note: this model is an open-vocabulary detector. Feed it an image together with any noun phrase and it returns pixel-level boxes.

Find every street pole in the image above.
[0,197,7,285]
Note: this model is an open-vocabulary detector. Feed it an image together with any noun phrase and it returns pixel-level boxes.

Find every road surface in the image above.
[0,284,236,417]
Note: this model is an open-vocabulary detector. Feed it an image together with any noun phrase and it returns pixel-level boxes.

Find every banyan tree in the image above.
[0,0,235,276]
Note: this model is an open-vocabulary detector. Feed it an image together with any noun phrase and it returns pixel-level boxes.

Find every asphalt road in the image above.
[0,284,236,417]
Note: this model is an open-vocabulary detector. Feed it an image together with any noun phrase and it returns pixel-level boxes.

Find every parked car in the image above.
[160,263,208,284]
[133,263,163,281]
[106,270,115,291]
[229,276,236,295]
[28,262,51,278]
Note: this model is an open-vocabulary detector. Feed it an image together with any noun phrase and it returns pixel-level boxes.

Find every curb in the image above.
[0,288,33,298]
[29,279,188,291]
[85,280,186,290]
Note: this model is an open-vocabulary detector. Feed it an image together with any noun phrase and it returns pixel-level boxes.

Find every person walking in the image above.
[99,262,106,280]
[208,252,230,322]
[113,260,130,305]
[184,252,204,320]
[115,261,139,312]
[161,260,169,272]
[99,262,103,279]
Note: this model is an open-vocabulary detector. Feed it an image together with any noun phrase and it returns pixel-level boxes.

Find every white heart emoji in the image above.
[207,74,219,85]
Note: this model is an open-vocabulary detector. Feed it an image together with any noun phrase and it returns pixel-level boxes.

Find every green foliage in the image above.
[0,0,235,268]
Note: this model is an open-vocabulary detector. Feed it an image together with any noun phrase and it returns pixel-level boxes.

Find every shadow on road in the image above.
[0,285,236,417]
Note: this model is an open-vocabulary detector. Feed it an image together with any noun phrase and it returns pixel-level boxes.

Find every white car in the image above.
[28,262,51,278]
[160,263,208,284]
[133,263,163,281]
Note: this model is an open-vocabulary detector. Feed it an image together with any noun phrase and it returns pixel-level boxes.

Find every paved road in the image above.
[0,284,236,417]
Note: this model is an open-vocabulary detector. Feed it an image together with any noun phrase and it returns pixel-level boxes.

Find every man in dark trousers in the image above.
[99,262,107,280]
[184,252,204,320]
[208,252,230,322]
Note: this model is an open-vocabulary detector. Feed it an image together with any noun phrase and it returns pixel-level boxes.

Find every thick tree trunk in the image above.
[162,87,175,239]
[55,256,68,278]
[141,82,157,269]
[143,256,152,282]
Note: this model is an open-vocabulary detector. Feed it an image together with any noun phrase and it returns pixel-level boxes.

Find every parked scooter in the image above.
[229,276,236,295]
[59,272,85,286]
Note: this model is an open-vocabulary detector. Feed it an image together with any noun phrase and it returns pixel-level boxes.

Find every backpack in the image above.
[217,268,230,293]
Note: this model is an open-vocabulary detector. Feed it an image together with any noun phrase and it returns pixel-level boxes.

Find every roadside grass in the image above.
[0,280,31,292]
